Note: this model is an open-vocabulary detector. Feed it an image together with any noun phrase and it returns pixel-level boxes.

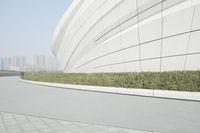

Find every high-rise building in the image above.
[0,55,60,72]
[34,55,46,71]
[18,56,26,71]
[3,57,9,70]
[8,56,26,71]
[47,56,59,72]
[0,58,3,70]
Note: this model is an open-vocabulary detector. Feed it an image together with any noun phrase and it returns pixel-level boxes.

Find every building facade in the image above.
[52,0,200,73]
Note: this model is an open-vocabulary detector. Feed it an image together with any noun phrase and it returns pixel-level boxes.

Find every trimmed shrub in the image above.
[23,70,200,92]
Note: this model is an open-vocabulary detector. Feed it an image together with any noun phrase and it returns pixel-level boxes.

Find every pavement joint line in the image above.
[39,117,59,133]
[0,112,9,133]
[0,110,157,133]
[12,113,25,133]
[19,78,200,102]
[24,114,42,133]
[55,119,75,133]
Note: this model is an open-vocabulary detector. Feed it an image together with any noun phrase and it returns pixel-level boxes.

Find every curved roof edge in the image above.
[51,0,83,55]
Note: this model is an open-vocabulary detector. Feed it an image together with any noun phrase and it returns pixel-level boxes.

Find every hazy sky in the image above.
[0,0,72,57]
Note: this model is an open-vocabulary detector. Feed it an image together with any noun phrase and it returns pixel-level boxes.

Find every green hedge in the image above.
[23,71,200,92]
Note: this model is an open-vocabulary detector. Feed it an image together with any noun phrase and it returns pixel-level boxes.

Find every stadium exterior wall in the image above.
[51,0,200,73]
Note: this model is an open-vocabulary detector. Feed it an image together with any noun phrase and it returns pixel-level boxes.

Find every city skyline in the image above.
[0,55,60,72]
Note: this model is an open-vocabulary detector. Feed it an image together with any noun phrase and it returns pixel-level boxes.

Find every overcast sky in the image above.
[0,0,72,57]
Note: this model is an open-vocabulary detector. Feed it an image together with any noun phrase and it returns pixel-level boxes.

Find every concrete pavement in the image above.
[1,111,149,133]
[0,76,200,133]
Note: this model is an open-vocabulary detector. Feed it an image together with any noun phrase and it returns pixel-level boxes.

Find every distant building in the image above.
[0,55,60,72]
[3,58,9,70]
[33,55,46,71]
[9,56,26,71]
[47,56,59,72]
[0,58,3,70]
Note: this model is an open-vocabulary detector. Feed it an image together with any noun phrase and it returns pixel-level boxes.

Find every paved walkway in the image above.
[1,76,200,133]
[0,111,151,133]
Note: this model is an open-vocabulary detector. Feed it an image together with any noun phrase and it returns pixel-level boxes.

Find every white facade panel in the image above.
[96,51,124,66]
[188,31,200,53]
[140,18,162,43]
[161,56,185,71]
[162,33,189,56]
[192,4,200,30]
[117,0,137,19]
[123,46,140,61]
[185,54,200,70]
[140,40,161,59]
[163,6,193,37]
[125,62,141,72]
[141,59,160,72]
[101,7,118,30]
[52,0,200,73]
[138,0,152,7]
[121,27,139,48]
[97,36,123,56]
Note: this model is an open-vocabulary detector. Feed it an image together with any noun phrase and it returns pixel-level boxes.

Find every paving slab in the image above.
[0,111,153,133]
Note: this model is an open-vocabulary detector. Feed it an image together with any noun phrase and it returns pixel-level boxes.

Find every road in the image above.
[0,70,20,77]
[0,76,200,133]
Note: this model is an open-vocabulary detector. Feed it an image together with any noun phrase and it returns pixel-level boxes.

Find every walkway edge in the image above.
[19,78,200,101]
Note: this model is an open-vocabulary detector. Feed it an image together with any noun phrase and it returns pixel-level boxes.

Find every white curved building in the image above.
[52,0,200,73]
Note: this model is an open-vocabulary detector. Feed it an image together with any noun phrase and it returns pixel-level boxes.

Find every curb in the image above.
[19,79,200,102]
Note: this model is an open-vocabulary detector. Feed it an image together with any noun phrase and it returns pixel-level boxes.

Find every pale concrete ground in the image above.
[0,76,200,133]
[0,111,151,133]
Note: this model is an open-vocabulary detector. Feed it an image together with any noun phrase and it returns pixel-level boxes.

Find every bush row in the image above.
[23,71,200,92]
